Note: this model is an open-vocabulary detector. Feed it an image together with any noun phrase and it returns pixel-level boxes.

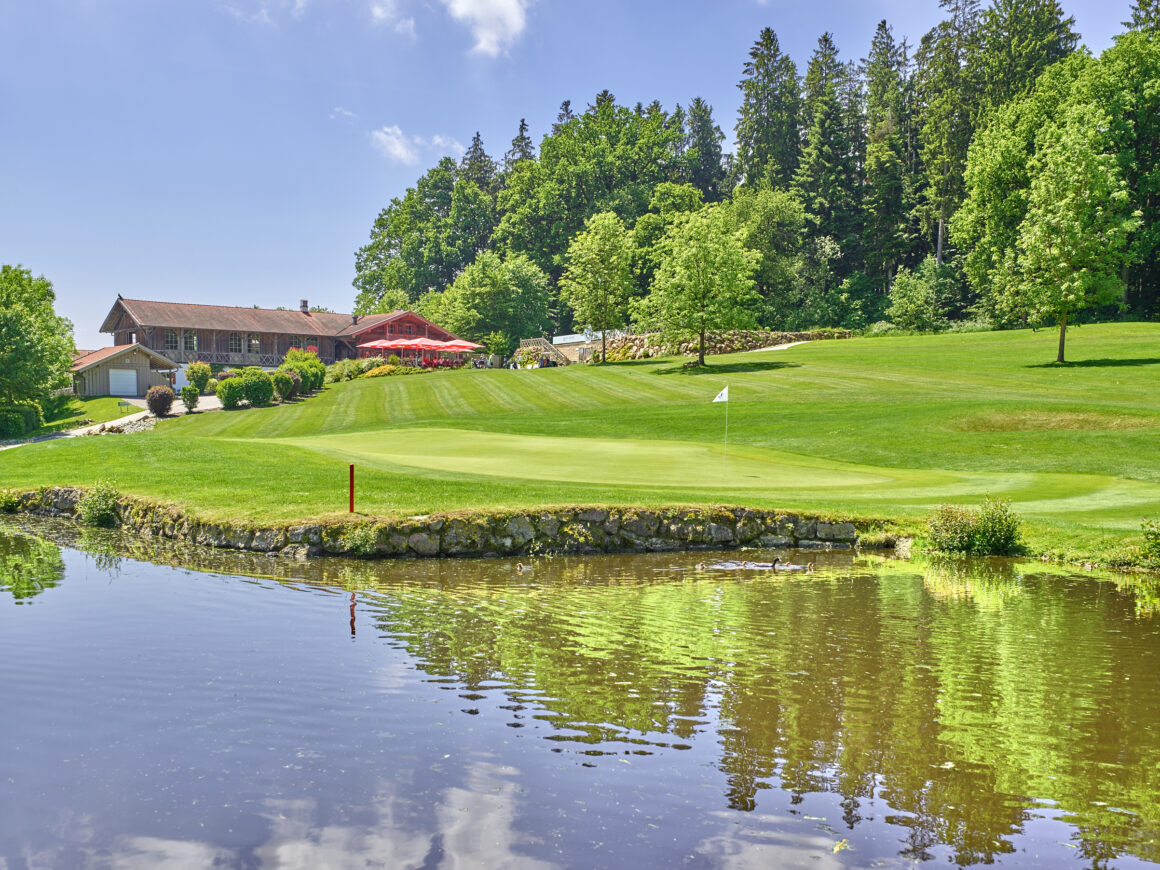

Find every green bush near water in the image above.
[76,480,120,528]
[928,497,1022,556]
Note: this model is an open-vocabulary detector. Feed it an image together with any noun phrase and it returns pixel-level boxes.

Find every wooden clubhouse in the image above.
[99,296,460,369]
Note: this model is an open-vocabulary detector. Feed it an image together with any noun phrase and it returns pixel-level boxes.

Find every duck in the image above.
[772,558,815,572]
[515,562,530,572]
[695,561,708,571]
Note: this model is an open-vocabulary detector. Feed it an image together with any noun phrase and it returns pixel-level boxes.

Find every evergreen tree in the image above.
[553,100,576,134]
[735,27,802,188]
[685,97,726,201]
[504,118,535,170]
[861,20,910,290]
[459,132,496,192]
[794,34,859,261]
[976,0,1078,120]
[1123,0,1160,31]
[915,0,983,264]
[803,33,845,123]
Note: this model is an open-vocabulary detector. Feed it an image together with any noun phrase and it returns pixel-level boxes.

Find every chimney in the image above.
[300,299,309,314]
[352,314,359,324]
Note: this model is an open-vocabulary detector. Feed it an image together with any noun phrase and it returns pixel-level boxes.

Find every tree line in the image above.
[353,0,1160,362]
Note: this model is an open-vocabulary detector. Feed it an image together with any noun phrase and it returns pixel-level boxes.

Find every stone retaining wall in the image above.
[598,329,851,362]
[9,487,871,560]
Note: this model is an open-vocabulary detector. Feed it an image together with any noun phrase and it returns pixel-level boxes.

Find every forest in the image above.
[351,0,1160,361]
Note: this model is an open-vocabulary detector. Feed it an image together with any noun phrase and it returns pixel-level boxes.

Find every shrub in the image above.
[280,349,325,392]
[145,385,175,416]
[887,257,957,332]
[928,497,1022,556]
[185,361,212,393]
[241,368,274,407]
[339,523,379,556]
[205,378,219,395]
[0,409,25,439]
[216,377,246,409]
[973,497,1022,556]
[284,369,301,399]
[180,385,200,413]
[0,403,44,438]
[0,491,19,513]
[76,480,120,528]
[362,364,428,378]
[1141,520,1160,566]
[927,504,976,553]
[272,371,293,402]
[865,320,900,337]
[388,354,401,366]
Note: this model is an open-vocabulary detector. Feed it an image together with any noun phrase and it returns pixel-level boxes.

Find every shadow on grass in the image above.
[1028,358,1160,369]
[653,360,801,376]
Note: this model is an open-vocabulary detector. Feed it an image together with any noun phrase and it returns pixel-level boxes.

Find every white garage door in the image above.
[108,368,138,396]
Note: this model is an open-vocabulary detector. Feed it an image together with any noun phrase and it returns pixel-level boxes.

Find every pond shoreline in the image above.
[5,486,898,560]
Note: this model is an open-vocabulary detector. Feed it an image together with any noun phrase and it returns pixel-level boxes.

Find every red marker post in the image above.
[349,464,355,513]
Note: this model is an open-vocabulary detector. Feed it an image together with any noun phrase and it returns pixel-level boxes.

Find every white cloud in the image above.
[370,127,464,164]
[370,1,418,39]
[330,106,356,120]
[371,125,421,165]
[431,134,465,155]
[438,0,531,55]
[394,16,417,39]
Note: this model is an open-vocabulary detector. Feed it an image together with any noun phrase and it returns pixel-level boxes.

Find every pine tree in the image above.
[916,0,983,264]
[685,97,726,201]
[1124,0,1160,31]
[976,0,1078,120]
[459,132,496,192]
[735,27,802,188]
[503,119,535,171]
[794,34,859,261]
[861,20,909,290]
[552,100,576,134]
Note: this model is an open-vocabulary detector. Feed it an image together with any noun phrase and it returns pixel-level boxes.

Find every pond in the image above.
[1,517,1159,869]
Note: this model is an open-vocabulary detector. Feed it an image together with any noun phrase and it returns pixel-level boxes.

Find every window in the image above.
[405,324,413,335]
[165,329,178,352]
[248,334,261,355]
[290,335,304,350]
[229,333,241,354]
[183,330,198,352]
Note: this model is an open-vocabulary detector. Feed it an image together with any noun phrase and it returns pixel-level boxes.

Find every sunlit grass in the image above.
[4,323,1160,558]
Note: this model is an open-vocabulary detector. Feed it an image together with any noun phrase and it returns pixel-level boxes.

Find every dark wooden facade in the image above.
[99,298,458,368]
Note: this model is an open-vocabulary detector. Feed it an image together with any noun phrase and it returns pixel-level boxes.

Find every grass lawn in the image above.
[26,396,141,437]
[3,323,1159,561]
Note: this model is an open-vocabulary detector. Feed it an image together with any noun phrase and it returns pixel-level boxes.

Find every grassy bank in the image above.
[3,324,1159,563]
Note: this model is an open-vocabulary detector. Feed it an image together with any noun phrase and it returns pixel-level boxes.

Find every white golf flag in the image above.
[713,386,729,403]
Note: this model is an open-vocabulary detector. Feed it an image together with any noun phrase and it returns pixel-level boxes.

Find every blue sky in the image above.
[1,0,1131,348]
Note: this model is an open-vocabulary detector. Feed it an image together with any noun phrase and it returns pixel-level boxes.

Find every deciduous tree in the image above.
[560,212,634,362]
[634,206,761,366]
[0,265,75,408]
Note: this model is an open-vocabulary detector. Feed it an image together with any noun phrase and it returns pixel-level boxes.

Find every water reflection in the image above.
[0,526,64,602]
[3,517,1160,867]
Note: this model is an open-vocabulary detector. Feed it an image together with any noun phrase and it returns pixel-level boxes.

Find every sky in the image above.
[1,0,1133,349]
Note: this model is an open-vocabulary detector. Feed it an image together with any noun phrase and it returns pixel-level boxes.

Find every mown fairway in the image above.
[4,324,1159,555]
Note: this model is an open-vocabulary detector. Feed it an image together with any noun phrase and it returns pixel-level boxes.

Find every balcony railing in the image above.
[157,349,336,367]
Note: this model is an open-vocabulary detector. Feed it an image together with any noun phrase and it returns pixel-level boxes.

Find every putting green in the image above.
[280,428,1160,530]
[287,428,894,489]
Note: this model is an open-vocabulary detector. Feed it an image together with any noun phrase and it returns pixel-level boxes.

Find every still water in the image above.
[1,518,1159,869]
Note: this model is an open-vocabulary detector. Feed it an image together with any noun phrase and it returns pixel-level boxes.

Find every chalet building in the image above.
[99,297,459,377]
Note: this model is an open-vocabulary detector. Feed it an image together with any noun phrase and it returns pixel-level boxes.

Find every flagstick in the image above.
[723,390,729,478]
